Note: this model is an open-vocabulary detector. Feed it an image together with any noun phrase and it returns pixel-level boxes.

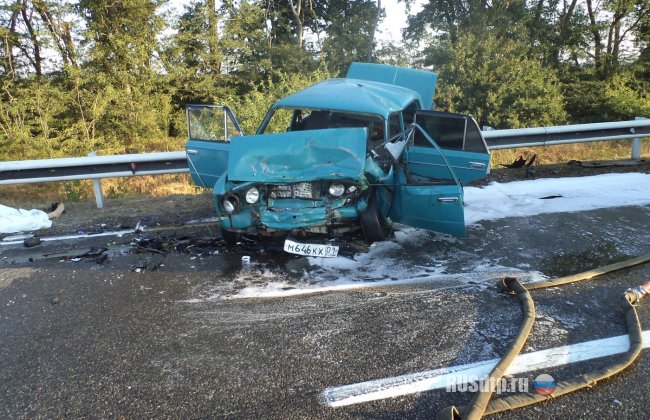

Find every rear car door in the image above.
[409,111,490,185]
[389,127,465,236]
[185,105,242,188]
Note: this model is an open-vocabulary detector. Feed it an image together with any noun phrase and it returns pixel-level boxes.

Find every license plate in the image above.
[283,239,339,258]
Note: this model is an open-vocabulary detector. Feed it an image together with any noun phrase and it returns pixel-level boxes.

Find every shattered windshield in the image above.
[260,107,385,144]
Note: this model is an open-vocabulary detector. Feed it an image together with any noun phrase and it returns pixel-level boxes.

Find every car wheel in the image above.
[360,195,390,244]
[220,227,241,245]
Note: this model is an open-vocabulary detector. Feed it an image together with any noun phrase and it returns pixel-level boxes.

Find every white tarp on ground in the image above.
[0,204,52,234]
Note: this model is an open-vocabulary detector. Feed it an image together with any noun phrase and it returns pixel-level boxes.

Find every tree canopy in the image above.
[0,0,648,161]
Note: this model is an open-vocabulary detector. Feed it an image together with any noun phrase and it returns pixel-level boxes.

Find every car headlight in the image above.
[328,183,345,197]
[245,187,260,204]
[346,185,357,194]
[222,195,239,214]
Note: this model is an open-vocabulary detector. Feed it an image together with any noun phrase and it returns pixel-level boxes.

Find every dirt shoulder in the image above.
[488,159,650,183]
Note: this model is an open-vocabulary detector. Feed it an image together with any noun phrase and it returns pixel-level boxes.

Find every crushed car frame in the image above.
[185,63,490,255]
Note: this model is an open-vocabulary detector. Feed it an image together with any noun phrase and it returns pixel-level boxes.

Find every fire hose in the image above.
[437,253,650,420]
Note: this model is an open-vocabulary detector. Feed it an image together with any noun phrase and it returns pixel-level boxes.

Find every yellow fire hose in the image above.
[436,252,650,420]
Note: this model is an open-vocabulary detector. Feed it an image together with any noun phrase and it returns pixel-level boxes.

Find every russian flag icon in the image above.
[533,374,556,395]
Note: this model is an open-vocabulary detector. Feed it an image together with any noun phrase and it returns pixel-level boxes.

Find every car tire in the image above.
[220,227,241,245]
[360,194,390,244]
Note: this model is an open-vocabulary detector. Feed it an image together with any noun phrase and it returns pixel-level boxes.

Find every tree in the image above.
[586,0,650,78]
[287,0,313,50]
[33,0,77,69]
[1,0,45,78]
[77,0,170,151]
[320,0,379,73]
[435,31,567,128]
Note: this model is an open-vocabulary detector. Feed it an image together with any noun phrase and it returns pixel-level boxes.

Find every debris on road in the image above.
[500,155,527,168]
[131,256,164,273]
[568,159,645,168]
[23,237,42,248]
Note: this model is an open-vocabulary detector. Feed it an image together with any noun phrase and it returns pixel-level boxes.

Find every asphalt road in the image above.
[1,203,650,419]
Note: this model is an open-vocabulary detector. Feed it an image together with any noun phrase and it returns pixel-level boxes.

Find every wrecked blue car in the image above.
[185,62,490,256]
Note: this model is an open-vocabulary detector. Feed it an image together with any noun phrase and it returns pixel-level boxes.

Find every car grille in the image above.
[268,182,318,199]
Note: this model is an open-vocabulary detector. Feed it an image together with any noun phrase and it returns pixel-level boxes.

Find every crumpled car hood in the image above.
[228,128,367,183]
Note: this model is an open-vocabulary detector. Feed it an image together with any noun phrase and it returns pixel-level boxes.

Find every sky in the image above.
[375,0,425,43]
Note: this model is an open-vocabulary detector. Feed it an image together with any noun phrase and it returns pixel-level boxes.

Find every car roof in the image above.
[271,78,422,119]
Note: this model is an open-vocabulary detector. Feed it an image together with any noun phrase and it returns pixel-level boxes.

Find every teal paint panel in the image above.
[228,128,367,183]
[273,79,420,119]
[185,139,230,188]
[408,147,490,186]
[389,169,465,236]
[346,62,438,110]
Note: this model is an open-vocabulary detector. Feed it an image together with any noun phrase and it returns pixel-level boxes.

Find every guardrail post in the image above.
[632,116,646,160]
[88,152,105,209]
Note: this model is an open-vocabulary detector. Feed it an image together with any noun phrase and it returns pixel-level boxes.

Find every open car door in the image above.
[409,111,490,185]
[185,105,242,188]
[389,126,466,236]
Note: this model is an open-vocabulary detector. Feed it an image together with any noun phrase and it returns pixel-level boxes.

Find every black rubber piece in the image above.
[359,194,389,244]
[23,237,42,248]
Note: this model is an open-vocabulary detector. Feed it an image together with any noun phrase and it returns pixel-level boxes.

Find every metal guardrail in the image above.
[483,118,649,156]
[0,119,647,208]
[0,151,188,183]
[0,151,189,208]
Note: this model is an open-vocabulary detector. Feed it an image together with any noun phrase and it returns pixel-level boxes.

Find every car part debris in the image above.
[525,154,537,167]
[131,256,164,272]
[501,154,537,168]
[49,247,110,264]
[525,154,537,177]
[134,220,146,233]
[23,237,42,248]
[568,159,644,168]
[437,253,650,419]
[77,247,109,264]
[499,155,526,168]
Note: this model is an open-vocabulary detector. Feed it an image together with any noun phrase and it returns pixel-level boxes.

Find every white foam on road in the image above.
[464,173,650,224]
[231,266,546,299]
[323,330,650,407]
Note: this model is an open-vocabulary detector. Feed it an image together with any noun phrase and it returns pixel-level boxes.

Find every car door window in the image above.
[410,110,490,185]
[187,105,242,142]
[389,112,402,137]
[413,112,466,150]
[463,118,488,153]
[403,101,420,126]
